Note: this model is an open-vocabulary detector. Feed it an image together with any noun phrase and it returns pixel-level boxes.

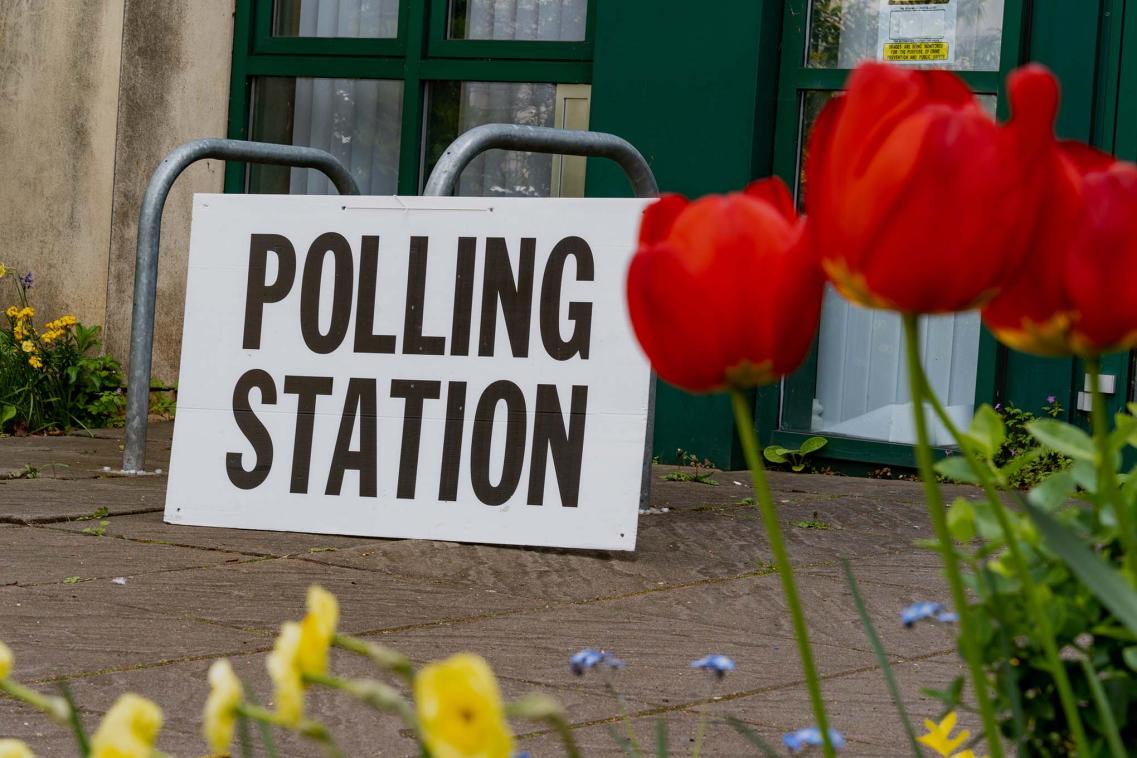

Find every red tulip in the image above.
[1066,160,1137,355]
[805,62,1060,314]
[982,142,1117,356]
[625,178,823,393]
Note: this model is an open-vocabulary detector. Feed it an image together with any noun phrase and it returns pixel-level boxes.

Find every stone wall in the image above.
[0,0,125,336]
[0,0,236,384]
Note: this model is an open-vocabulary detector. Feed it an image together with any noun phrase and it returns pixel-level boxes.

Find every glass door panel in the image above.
[806,0,1005,71]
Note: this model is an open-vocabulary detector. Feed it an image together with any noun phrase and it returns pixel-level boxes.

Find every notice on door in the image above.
[164,194,653,551]
[878,0,957,64]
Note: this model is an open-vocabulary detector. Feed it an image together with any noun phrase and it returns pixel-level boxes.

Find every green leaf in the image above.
[1080,657,1127,758]
[605,724,637,758]
[1027,419,1096,462]
[1023,498,1137,636]
[841,559,922,756]
[654,718,667,758]
[1111,412,1137,451]
[0,404,15,427]
[56,680,90,757]
[966,404,1005,458]
[998,447,1044,483]
[799,436,828,454]
[1027,470,1077,512]
[723,717,779,758]
[762,447,788,464]
[1123,647,1137,672]
[935,456,979,484]
[791,462,806,472]
[947,498,977,542]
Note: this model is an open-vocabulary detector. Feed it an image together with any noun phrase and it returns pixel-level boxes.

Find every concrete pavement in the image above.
[0,423,968,756]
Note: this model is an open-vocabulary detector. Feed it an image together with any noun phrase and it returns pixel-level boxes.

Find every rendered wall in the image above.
[103,0,236,383]
[0,0,125,335]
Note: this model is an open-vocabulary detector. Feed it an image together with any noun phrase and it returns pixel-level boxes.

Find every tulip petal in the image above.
[1007,64,1060,150]
[639,194,688,245]
[743,177,797,222]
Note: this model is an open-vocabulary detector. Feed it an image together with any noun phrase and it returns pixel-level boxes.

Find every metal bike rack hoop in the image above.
[121,138,360,472]
[423,123,658,199]
[424,124,659,507]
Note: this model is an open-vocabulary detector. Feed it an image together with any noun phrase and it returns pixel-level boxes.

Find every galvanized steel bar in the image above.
[121,139,360,472]
[423,123,659,199]
[423,124,660,508]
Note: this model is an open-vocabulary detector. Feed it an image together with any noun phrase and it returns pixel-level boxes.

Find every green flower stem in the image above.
[303,671,419,737]
[535,714,582,758]
[237,703,344,758]
[917,366,1090,756]
[333,633,414,685]
[730,389,835,758]
[0,678,71,726]
[1087,357,1137,581]
[901,314,1003,758]
[691,707,708,758]
[601,680,643,757]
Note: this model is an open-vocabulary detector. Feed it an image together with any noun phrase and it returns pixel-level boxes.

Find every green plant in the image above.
[992,397,1071,489]
[930,382,1137,753]
[149,382,177,420]
[793,513,830,530]
[661,449,718,485]
[81,520,109,537]
[763,436,828,472]
[0,269,125,434]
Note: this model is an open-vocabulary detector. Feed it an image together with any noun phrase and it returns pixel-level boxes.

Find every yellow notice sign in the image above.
[883,41,950,62]
[878,0,956,65]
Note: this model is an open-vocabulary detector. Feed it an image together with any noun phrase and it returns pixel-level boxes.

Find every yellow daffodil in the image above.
[17,307,33,320]
[89,693,163,758]
[203,659,243,754]
[297,584,339,676]
[267,621,305,726]
[918,711,970,757]
[20,340,34,354]
[0,739,33,758]
[4,306,17,318]
[414,653,514,758]
[27,356,42,370]
[0,640,12,679]
[0,264,7,280]
[265,585,339,726]
[59,315,76,327]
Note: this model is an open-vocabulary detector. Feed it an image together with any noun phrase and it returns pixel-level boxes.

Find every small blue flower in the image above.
[1047,394,1057,404]
[19,271,32,289]
[691,654,735,678]
[569,647,625,676]
[783,727,845,752]
[902,601,958,628]
[513,752,532,758]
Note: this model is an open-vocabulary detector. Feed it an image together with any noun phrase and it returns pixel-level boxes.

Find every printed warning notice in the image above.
[878,0,956,65]
[883,41,950,62]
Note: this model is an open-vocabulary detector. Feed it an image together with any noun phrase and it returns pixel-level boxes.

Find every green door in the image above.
[768,0,1030,467]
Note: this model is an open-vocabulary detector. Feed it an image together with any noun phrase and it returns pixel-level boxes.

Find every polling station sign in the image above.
[164,195,653,551]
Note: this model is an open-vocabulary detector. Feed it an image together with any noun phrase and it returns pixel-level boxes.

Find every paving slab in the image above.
[0,475,167,523]
[0,423,172,480]
[49,509,382,558]
[1,524,246,587]
[21,557,537,639]
[0,584,264,682]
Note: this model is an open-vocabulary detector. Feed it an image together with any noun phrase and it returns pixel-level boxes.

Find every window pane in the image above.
[273,0,399,38]
[424,81,590,197]
[807,0,1004,71]
[447,0,587,41]
[782,88,981,445]
[248,77,402,194]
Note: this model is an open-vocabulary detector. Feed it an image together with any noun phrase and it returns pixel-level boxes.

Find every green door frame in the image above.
[764,0,1031,468]
[224,0,596,198]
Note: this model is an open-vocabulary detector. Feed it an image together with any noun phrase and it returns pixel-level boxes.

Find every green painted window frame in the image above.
[225,0,596,197]
[765,0,1031,467]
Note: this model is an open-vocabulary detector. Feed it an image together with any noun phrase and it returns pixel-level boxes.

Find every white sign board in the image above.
[877,0,957,65]
[165,195,653,551]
